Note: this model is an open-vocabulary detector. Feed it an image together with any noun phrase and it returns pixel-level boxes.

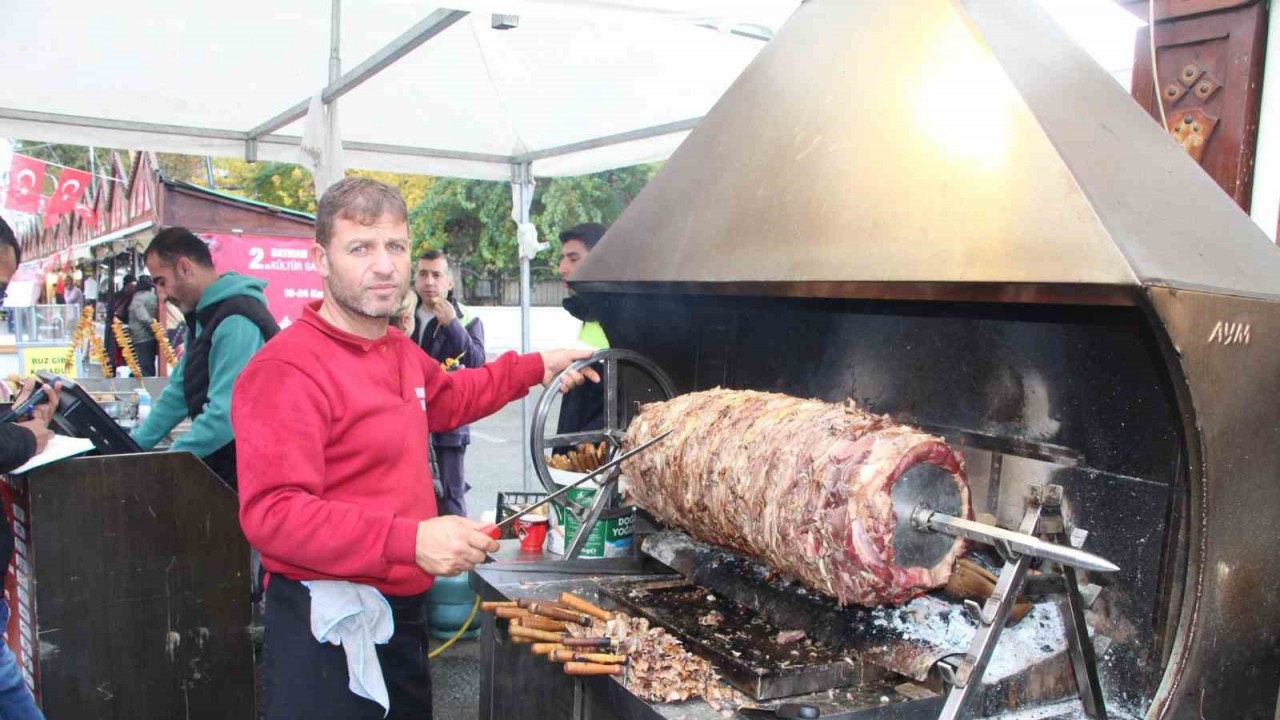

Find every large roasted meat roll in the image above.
[622,389,970,606]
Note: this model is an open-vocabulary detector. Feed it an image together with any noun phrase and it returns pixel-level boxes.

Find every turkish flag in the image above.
[42,199,60,229]
[46,168,91,216]
[74,203,98,224]
[4,155,46,214]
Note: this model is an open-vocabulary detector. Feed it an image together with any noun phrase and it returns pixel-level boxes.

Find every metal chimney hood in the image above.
[572,0,1280,305]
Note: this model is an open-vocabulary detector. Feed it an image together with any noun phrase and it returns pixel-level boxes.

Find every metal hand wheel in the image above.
[529,349,676,559]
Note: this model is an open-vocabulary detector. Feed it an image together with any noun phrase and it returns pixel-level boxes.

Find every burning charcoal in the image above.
[699,610,725,627]
[775,629,807,645]
[622,389,971,606]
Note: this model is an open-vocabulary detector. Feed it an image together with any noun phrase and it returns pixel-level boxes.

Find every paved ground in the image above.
[430,634,483,720]
[460,397,539,521]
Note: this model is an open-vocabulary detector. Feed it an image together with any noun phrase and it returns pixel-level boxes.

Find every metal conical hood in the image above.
[574,0,1280,303]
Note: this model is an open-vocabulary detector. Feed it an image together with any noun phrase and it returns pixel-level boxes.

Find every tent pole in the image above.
[514,162,536,491]
[329,0,342,83]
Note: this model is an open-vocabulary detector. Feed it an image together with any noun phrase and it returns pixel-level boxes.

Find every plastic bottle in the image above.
[136,387,152,423]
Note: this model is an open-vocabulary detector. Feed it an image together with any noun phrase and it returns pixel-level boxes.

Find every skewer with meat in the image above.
[622,388,970,607]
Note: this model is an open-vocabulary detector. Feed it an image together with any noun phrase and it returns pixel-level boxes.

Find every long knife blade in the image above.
[913,508,1120,574]
[494,429,673,531]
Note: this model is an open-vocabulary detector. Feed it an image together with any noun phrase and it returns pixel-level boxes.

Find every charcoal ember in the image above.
[774,629,806,645]
[622,389,971,606]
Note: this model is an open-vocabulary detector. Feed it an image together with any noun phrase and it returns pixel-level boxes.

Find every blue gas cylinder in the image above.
[425,572,481,640]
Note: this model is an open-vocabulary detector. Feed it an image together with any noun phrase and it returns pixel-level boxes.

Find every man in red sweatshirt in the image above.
[232,178,594,720]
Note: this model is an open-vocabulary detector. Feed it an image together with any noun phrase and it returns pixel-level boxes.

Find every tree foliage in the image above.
[411,164,658,279]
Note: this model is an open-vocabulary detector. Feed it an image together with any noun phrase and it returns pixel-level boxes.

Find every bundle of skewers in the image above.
[547,442,609,473]
[90,335,114,378]
[479,591,743,709]
[111,318,144,379]
[63,305,96,373]
[151,320,178,369]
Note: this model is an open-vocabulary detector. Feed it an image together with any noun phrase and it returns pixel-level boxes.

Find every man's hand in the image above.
[431,297,458,326]
[16,421,53,454]
[539,349,601,394]
[14,378,61,427]
[414,516,500,577]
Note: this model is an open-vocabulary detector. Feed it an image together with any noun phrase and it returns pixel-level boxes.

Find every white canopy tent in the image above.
[0,0,1145,484]
[0,0,799,180]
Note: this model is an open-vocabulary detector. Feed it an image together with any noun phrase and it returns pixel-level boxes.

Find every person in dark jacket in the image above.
[411,250,485,516]
[104,273,137,368]
[555,223,609,437]
[131,227,279,487]
[128,276,159,376]
[0,216,53,720]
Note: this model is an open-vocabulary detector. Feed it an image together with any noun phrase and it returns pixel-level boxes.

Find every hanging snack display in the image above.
[151,320,178,369]
[63,305,95,373]
[111,318,144,379]
[90,335,114,378]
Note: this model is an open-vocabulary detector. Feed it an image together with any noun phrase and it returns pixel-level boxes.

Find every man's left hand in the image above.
[539,349,601,393]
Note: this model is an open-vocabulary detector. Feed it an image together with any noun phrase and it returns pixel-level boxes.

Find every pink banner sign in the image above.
[202,233,322,328]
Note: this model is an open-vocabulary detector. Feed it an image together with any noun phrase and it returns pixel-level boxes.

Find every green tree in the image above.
[409,164,657,280]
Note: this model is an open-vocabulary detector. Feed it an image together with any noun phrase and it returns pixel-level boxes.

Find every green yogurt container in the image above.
[546,469,635,558]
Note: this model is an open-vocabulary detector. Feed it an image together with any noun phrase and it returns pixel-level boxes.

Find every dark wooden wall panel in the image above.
[160,185,315,238]
[1129,1,1268,211]
[19,453,253,719]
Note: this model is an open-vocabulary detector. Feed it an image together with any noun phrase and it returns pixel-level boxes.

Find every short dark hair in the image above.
[122,274,137,285]
[0,216,20,266]
[559,223,607,251]
[316,178,408,248]
[145,227,214,268]
[418,249,447,264]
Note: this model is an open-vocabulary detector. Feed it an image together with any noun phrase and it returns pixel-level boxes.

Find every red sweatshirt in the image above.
[231,302,544,596]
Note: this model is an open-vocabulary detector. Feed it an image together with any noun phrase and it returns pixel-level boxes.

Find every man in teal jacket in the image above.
[132,227,279,488]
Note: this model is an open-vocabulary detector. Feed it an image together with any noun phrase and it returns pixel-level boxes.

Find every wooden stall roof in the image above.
[17,151,315,263]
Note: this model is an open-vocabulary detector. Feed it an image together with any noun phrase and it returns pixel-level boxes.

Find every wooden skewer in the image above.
[518,616,570,633]
[507,625,567,643]
[531,643,566,656]
[481,601,517,612]
[565,662,624,677]
[549,650,628,665]
[526,601,592,627]
[562,637,614,649]
[495,607,531,620]
[558,592,613,621]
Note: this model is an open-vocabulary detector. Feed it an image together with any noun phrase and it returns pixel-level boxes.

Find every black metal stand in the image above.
[529,349,676,559]
[936,484,1108,720]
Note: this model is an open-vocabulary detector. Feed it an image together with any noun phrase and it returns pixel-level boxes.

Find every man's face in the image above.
[558,239,590,287]
[0,245,17,284]
[146,255,200,312]
[313,213,410,319]
[415,257,453,304]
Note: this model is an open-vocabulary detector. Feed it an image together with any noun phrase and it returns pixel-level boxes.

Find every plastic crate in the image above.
[494,491,548,540]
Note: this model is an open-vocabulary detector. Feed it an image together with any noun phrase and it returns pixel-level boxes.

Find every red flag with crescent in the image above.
[42,198,60,228]
[4,155,46,214]
[74,203,98,224]
[46,168,91,216]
